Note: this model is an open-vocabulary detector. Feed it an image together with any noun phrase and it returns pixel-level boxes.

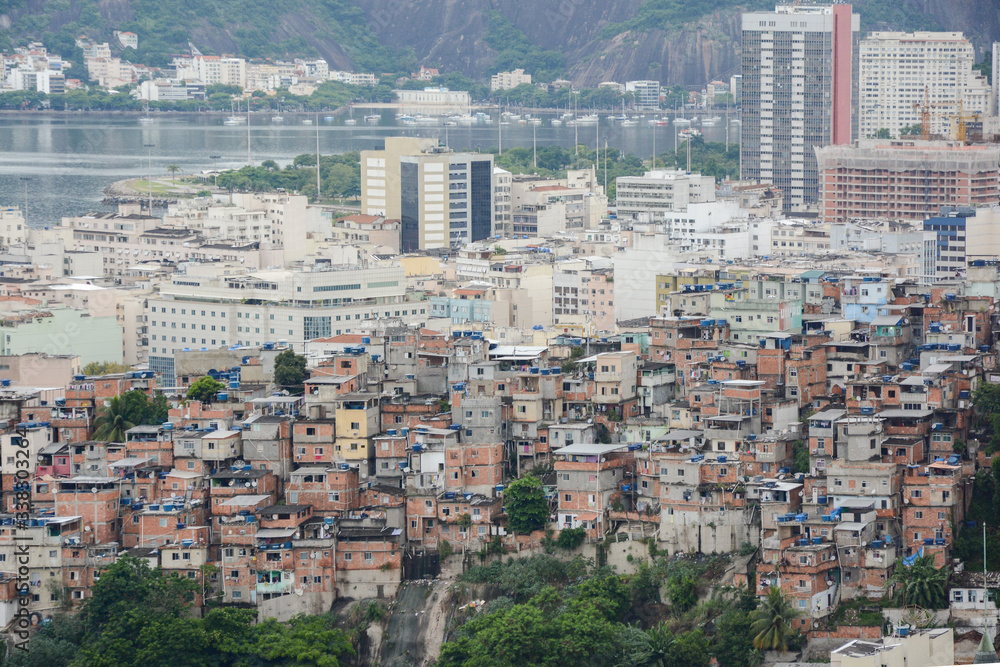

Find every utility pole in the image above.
[144,143,155,214]
[532,123,537,169]
[604,139,608,195]
[652,125,656,169]
[316,112,321,199]
[246,100,252,166]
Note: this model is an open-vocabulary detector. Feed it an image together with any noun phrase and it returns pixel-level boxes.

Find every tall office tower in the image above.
[860,32,990,139]
[741,4,859,210]
[361,137,437,218]
[400,149,494,251]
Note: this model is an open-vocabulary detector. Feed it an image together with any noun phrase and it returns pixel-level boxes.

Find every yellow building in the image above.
[655,271,720,312]
[361,137,436,219]
[335,392,380,460]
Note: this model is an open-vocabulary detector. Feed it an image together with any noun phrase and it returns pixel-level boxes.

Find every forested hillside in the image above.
[1,0,997,86]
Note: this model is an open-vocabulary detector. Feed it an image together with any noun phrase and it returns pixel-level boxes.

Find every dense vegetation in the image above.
[1,0,412,73]
[213,152,361,200]
[4,555,358,667]
[212,140,737,204]
[92,390,171,442]
[661,137,740,181]
[438,552,778,667]
[0,79,392,112]
[483,11,565,83]
[273,348,308,389]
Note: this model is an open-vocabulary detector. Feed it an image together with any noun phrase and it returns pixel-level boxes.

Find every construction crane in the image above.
[911,87,953,141]
[950,99,980,143]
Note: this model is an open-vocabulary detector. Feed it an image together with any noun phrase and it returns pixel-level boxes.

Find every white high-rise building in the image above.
[740,4,860,210]
[625,80,661,110]
[991,42,1000,116]
[615,170,716,220]
[860,32,990,139]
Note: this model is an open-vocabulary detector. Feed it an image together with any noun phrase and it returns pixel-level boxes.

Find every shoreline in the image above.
[0,106,742,118]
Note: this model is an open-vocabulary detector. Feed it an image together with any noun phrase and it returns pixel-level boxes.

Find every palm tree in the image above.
[887,552,950,608]
[750,586,799,652]
[166,164,180,183]
[92,395,135,442]
[642,624,674,667]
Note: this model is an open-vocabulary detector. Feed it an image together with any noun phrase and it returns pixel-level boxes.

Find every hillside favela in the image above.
[7,1,1000,666]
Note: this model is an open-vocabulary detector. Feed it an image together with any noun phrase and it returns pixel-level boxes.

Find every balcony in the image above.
[256,570,293,595]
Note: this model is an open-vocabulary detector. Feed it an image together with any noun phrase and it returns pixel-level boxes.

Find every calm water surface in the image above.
[0,111,740,227]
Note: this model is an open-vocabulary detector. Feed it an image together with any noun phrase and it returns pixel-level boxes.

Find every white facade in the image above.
[625,80,661,110]
[615,170,716,220]
[195,56,247,88]
[860,32,990,139]
[143,263,428,380]
[394,87,471,115]
[491,69,531,91]
[493,167,512,238]
[0,207,25,248]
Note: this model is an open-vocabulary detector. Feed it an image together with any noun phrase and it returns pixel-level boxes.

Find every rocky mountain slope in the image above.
[2,0,999,86]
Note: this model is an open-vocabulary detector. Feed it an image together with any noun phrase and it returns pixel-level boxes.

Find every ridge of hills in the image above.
[0,0,997,86]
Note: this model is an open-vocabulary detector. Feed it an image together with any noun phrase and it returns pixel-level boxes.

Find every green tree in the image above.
[273,348,308,387]
[556,527,586,549]
[81,555,198,633]
[791,440,810,474]
[185,376,226,403]
[503,475,549,534]
[166,164,180,183]
[4,613,84,667]
[92,395,136,442]
[252,614,355,666]
[974,383,1000,452]
[713,605,761,667]
[665,573,698,612]
[874,128,892,139]
[82,361,132,375]
[750,587,799,652]
[886,552,950,608]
